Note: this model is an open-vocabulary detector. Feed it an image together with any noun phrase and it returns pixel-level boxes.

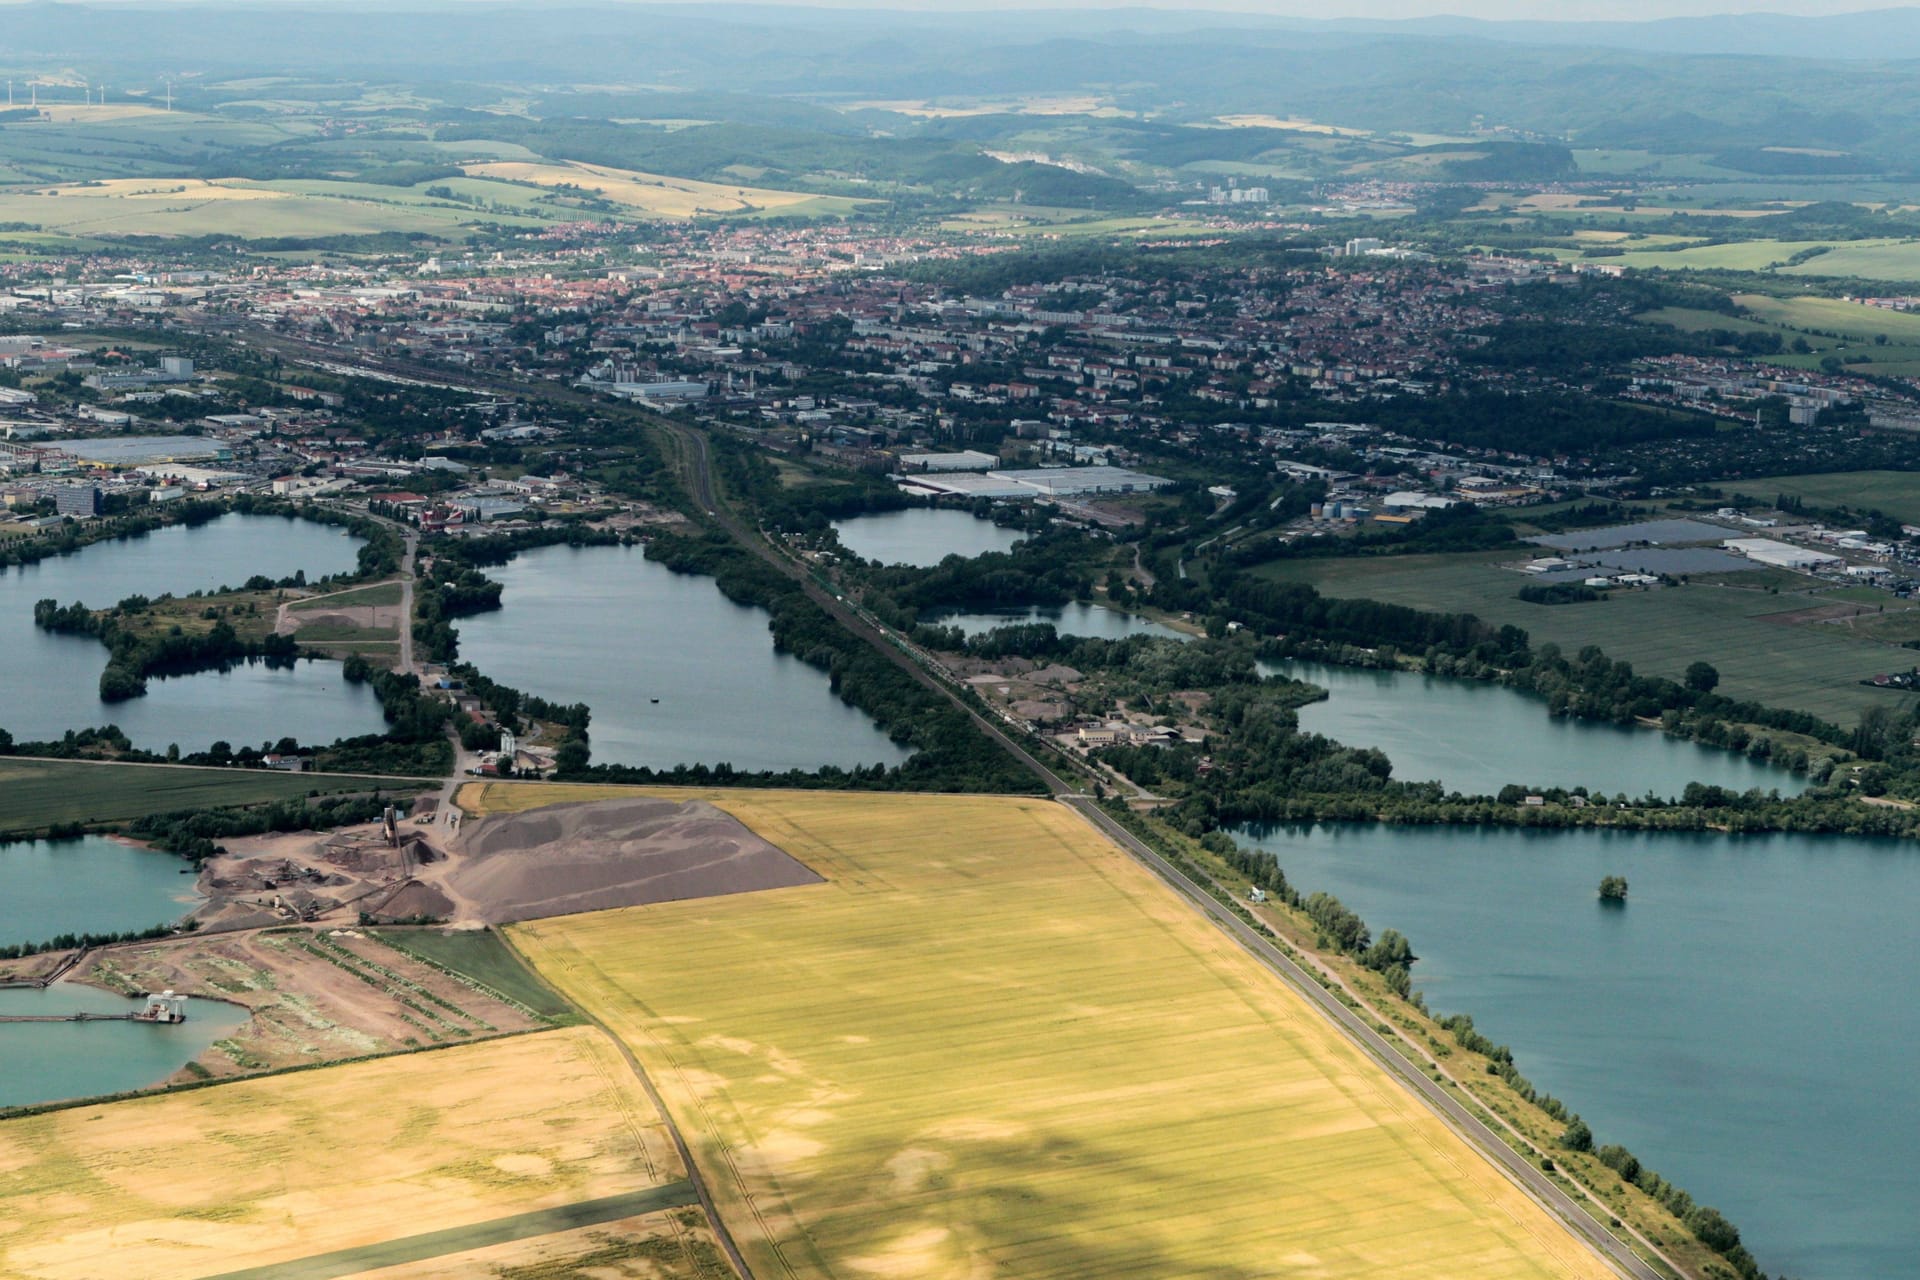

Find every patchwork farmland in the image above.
[509,787,1621,1280]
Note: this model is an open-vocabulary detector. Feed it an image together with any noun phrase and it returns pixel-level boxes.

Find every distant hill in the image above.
[9,4,1920,169]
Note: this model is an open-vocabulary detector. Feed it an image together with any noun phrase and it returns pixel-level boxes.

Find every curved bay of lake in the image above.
[1234,821,1920,1280]
[1263,659,1805,800]
[0,835,197,948]
[0,515,385,750]
[455,543,912,772]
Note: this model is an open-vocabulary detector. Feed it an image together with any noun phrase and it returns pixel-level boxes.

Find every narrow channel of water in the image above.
[1261,659,1806,799]
[455,543,913,772]
[1233,821,1920,1280]
[0,836,197,949]
[0,515,386,750]
[0,984,249,1109]
[832,507,1025,567]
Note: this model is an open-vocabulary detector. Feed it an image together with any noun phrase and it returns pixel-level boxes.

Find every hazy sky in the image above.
[1181,0,1886,15]
[814,0,1888,15]
[3,0,1896,17]
[565,0,1902,16]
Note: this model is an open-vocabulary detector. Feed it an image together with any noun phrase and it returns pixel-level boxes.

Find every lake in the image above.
[0,835,196,949]
[0,983,249,1109]
[1262,659,1805,799]
[0,835,233,1110]
[832,507,1025,567]
[0,514,386,751]
[1233,821,1920,1280]
[455,544,913,772]
[932,601,1187,642]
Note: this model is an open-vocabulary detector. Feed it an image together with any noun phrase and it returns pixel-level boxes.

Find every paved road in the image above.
[398,526,418,676]
[494,930,759,1280]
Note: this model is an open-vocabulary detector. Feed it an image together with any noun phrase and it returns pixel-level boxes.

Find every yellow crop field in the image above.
[461,160,867,219]
[460,779,645,814]
[0,178,544,239]
[0,1027,716,1280]
[513,790,1619,1280]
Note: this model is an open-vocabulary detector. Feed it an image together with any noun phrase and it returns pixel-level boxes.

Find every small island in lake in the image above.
[1598,875,1630,903]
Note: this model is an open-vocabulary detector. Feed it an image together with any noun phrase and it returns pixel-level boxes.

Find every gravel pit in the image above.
[444,796,822,922]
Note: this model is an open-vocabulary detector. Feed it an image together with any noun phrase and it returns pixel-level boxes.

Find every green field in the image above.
[0,758,413,833]
[1780,240,1920,282]
[1736,294,1920,342]
[1639,297,1920,375]
[1554,237,1838,272]
[1722,471,1920,522]
[1253,549,1915,726]
[515,789,1620,1280]
[289,620,398,645]
[1569,150,1745,179]
[1554,236,1920,282]
[0,177,551,241]
[372,927,577,1022]
[288,582,403,610]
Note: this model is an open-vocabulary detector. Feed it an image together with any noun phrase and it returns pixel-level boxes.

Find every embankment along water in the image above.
[1234,821,1920,1280]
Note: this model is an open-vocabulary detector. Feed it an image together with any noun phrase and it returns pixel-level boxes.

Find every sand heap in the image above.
[445,796,822,923]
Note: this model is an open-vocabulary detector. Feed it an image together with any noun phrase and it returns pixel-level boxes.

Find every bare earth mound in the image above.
[447,797,821,922]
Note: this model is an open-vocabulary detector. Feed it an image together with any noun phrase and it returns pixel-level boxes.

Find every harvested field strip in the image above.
[0,1027,693,1280]
[370,926,576,1022]
[293,932,494,1039]
[515,790,1618,1280]
[318,1207,729,1280]
[196,1185,698,1280]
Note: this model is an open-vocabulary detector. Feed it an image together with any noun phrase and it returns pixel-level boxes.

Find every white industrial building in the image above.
[1723,538,1843,571]
[897,450,1001,473]
[1381,491,1458,512]
[982,466,1173,498]
[898,465,1172,501]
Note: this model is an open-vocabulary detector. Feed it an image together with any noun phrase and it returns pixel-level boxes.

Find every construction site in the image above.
[0,787,839,1095]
